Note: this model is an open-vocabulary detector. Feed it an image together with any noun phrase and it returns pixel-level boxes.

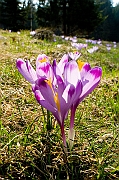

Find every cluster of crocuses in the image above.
[87,46,99,53]
[16,52,102,152]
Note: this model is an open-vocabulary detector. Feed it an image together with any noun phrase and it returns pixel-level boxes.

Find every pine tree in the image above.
[67,0,102,35]
[112,3,119,41]
[0,0,6,29]
[1,0,22,31]
[91,0,114,40]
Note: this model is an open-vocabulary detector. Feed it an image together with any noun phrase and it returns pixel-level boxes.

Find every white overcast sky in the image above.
[111,0,119,6]
[24,0,119,7]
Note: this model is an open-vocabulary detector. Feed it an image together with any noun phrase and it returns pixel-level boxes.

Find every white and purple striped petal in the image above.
[80,63,91,79]
[34,90,60,122]
[64,60,81,87]
[16,58,37,84]
[36,54,49,66]
[57,54,69,74]
[69,62,102,146]
[68,52,81,61]
[79,67,102,102]
[36,61,53,80]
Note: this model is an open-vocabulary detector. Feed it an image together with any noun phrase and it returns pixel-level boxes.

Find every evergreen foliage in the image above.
[112,3,119,41]
[0,0,22,31]
[91,0,114,40]
[0,0,119,41]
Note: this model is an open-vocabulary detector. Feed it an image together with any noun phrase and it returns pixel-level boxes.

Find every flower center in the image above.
[39,57,47,63]
[45,79,60,111]
[54,92,60,112]
[77,60,85,70]
[45,78,52,90]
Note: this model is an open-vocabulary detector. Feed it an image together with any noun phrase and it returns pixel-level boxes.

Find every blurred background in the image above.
[0,0,119,41]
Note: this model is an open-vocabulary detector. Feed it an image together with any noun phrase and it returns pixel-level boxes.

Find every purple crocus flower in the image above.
[16,54,82,151]
[68,59,102,149]
[91,40,97,44]
[87,46,98,53]
[70,36,78,43]
[113,42,117,48]
[68,52,81,61]
[65,36,69,41]
[30,31,36,36]
[71,42,88,50]
[34,60,82,150]
[16,54,51,84]
[106,47,111,51]
[54,52,102,149]
[97,39,102,45]
[86,39,97,44]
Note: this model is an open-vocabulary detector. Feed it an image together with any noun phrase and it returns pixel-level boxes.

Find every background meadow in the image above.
[0,29,119,180]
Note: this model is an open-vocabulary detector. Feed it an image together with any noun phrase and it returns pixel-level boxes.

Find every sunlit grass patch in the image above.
[0,29,119,179]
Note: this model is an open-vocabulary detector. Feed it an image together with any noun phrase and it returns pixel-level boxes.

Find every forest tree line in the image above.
[0,0,119,41]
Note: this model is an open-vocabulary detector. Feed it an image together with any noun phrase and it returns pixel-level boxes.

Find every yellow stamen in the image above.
[39,57,47,63]
[77,60,85,70]
[54,92,60,112]
[45,79,60,111]
[45,78,52,89]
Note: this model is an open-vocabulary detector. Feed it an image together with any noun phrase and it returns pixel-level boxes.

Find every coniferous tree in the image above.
[25,0,38,30]
[36,0,102,35]
[91,0,114,40]
[37,0,61,27]
[0,1,3,28]
[0,0,6,29]
[112,3,119,41]
[1,0,22,31]
[19,0,28,29]
[66,0,102,35]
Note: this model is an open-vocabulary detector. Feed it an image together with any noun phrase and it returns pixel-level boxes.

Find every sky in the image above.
[112,0,119,6]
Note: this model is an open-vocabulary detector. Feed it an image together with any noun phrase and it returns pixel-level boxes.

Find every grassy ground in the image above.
[0,30,119,180]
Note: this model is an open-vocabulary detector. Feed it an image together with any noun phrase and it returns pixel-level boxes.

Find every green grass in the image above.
[0,29,119,180]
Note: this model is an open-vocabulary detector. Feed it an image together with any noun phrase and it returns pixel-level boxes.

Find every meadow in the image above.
[0,29,119,180]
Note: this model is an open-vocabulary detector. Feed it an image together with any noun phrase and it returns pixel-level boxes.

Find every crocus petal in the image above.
[62,84,75,104]
[78,67,102,104]
[69,66,102,137]
[36,54,54,79]
[38,78,75,124]
[69,81,83,132]
[64,60,81,87]
[35,90,60,121]
[57,54,69,74]
[53,60,64,81]
[16,58,36,84]
[61,83,82,119]
[55,75,65,96]
[80,63,91,78]
[36,78,57,108]
[73,80,83,103]
[56,84,76,124]
[36,61,54,80]
[26,60,37,82]
[35,88,63,126]
[68,52,81,61]
[36,54,49,66]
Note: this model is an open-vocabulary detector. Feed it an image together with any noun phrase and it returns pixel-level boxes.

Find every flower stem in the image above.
[70,105,76,130]
[60,124,67,153]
